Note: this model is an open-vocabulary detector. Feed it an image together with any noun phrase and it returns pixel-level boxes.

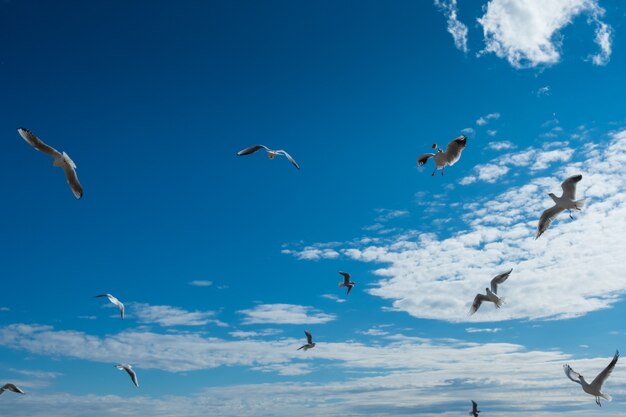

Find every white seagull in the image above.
[297,330,316,351]
[338,271,356,296]
[18,127,83,199]
[469,400,480,417]
[95,293,125,319]
[536,174,584,239]
[0,383,25,395]
[116,364,139,387]
[564,350,619,407]
[236,145,300,169]
[417,135,467,176]
[469,269,511,315]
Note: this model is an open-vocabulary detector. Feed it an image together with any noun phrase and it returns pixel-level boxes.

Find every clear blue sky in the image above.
[2,1,626,416]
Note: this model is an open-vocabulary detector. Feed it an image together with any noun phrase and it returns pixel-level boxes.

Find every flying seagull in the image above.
[95,294,125,319]
[338,271,356,296]
[116,364,139,387]
[469,269,511,315]
[536,174,584,239]
[469,400,480,417]
[17,127,83,199]
[0,384,25,395]
[417,135,467,176]
[564,350,619,407]
[297,330,316,351]
[236,145,300,169]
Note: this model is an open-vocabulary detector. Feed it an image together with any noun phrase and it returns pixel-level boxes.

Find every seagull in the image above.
[236,145,300,169]
[536,174,585,239]
[469,400,480,417]
[338,271,356,296]
[0,383,25,395]
[17,127,83,199]
[116,364,139,387]
[564,350,619,407]
[417,135,467,176]
[297,330,316,351]
[469,269,511,315]
[95,294,125,319]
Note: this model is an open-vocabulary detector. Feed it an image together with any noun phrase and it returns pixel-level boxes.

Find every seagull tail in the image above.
[495,297,505,308]
[574,199,585,210]
[600,392,612,402]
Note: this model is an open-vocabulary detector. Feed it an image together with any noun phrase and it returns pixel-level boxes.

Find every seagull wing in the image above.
[417,153,435,167]
[536,205,565,239]
[117,364,139,387]
[563,364,583,385]
[471,400,478,412]
[469,294,489,315]
[1,383,25,394]
[590,350,619,391]
[236,145,269,156]
[17,128,62,159]
[62,163,83,199]
[304,330,313,344]
[339,271,351,286]
[346,285,353,296]
[443,135,467,165]
[276,150,300,169]
[561,174,582,200]
[490,268,513,294]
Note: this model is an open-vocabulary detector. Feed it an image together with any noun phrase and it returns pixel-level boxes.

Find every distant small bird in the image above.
[0,383,25,395]
[297,330,316,351]
[236,145,300,169]
[338,271,356,296]
[17,127,83,199]
[95,294,125,319]
[469,269,511,315]
[469,400,480,417]
[116,363,139,387]
[536,174,584,239]
[564,350,619,407]
[417,135,467,176]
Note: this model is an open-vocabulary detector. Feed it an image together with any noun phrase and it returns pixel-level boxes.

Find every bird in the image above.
[338,271,356,296]
[417,135,467,176]
[17,127,83,199]
[536,174,585,239]
[469,400,480,417]
[236,145,300,169]
[564,350,619,407]
[95,294,125,319]
[0,383,25,395]
[469,270,510,315]
[297,330,316,351]
[116,364,139,387]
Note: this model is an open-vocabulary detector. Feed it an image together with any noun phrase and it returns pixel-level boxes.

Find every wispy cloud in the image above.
[321,294,347,303]
[189,280,213,287]
[465,327,502,333]
[434,0,469,53]
[131,303,227,327]
[487,140,515,151]
[536,86,551,97]
[238,304,336,325]
[476,112,500,126]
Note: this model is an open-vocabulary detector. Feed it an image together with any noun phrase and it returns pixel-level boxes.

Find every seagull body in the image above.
[564,350,619,406]
[116,364,139,387]
[297,330,316,351]
[536,174,584,239]
[417,135,467,176]
[18,128,83,199]
[469,400,480,417]
[338,271,356,296]
[0,383,25,395]
[469,269,512,315]
[236,145,300,169]
[95,294,125,319]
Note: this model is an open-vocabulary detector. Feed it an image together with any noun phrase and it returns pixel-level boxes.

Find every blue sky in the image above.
[2,0,626,415]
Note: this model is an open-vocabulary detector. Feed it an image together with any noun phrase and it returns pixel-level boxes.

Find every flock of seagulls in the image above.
[5,127,615,412]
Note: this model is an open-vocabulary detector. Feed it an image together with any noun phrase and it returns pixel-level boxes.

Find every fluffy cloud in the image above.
[238,303,336,325]
[434,0,469,53]
[478,0,613,68]
[487,140,516,151]
[131,303,226,327]
[476,112,500,126]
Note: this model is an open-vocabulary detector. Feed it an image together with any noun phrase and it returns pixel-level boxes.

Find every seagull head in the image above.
[431,143,437,149]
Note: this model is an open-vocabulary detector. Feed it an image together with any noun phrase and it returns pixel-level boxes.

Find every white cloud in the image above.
[374,209,409,222]
[536,86,551,97]
[486,129,497,137]
[281,246,340,261]
[476,112,500,126]
[465,327,502,333]
[321,294,347,303]
[0,306,10,312]
[229,328,283,338]
[131,303,226,327]
[434,0,469,53]
[478,0,613,69]
[189,280,213,287]
[238,304,336,325]
[487,140,516,151]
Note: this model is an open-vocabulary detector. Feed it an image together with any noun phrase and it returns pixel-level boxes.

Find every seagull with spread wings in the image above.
[338,271,356,296]
[0,383,25,396]
[564,350,619,406]
[17,128,83,199]
[95,294,125,319]
[417,135,467,176]
[297,330,316,351]
[536,174,585,239]
[116,364,139,387]
[236,145,300,169]
[469,400,480,417]
[469,269,512,315]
